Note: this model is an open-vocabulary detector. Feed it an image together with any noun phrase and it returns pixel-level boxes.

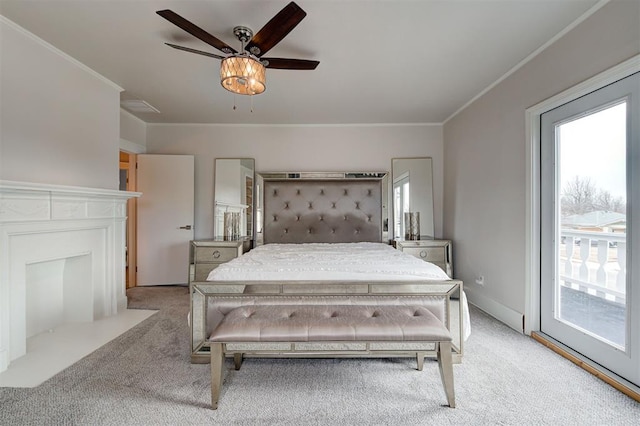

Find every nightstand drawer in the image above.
[194,263,220,282]
[394,239,453,278]
[194,246,240,263]
[402,247,445,263]
[430,261,448,274]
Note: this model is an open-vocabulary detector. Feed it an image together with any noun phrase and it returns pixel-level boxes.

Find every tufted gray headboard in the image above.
[262,179,383,244]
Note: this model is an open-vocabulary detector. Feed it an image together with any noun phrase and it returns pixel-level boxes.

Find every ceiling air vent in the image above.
[120,99,160,113]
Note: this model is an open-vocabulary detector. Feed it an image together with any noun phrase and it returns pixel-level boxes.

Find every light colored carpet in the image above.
[0,308,156,388]
[0,285,638,425]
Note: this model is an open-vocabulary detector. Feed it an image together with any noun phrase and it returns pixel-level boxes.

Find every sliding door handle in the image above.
[179,225,192,230]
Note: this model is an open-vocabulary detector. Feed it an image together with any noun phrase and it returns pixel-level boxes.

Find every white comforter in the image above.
[207,242,451,282]
[207,242,470,340]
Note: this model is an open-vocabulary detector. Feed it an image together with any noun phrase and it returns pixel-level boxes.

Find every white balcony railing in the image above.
[559,229,626,304]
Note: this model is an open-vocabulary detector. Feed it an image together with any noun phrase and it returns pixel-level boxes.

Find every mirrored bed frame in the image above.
[191,171,464,363]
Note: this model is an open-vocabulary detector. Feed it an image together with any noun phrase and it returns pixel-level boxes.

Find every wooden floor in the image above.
[532,332,640,402]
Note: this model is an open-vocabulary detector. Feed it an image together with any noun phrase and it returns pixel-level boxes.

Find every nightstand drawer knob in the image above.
[419,250,427,258]
[212,250,221,259]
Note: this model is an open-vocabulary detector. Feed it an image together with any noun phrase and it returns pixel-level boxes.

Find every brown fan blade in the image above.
[157,9,237,54]
[262,58,319,70]
[164,43,225,60]
[245,2,306,57]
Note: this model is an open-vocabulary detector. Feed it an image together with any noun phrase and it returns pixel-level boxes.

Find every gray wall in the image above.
[0,18,121,190]
[443,0,640,324]
[120,109,147,151]
[145,124,444,240]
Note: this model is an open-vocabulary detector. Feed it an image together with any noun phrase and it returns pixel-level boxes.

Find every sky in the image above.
[559,101,627,199]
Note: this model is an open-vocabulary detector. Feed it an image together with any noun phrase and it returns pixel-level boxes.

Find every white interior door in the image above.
[540,72,639,384]
[137,154,194,286]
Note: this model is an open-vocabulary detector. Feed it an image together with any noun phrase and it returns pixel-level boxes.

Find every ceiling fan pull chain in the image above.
[233,93,237,111]
[250,94,254,113]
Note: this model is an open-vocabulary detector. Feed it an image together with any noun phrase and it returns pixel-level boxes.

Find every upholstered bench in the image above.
[208,304,455,409]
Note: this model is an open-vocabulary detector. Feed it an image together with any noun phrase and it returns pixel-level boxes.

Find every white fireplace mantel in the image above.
[0,180,140,373]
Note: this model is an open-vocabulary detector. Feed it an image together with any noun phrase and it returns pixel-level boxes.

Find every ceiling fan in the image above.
[157,1,319,96]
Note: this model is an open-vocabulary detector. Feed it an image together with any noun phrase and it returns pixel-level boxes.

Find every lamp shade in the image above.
[220,56,266,95]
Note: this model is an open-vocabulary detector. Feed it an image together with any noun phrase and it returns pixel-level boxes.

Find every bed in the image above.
[190,177,469,363]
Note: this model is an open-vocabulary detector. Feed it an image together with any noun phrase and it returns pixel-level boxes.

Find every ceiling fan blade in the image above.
[165,43,224,60]
[157,9,237,54]
[245,2,306,57]
[262,58,319,70]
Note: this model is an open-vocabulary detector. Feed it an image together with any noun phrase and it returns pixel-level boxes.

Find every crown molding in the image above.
[443,0,610,125]
[0,15,123,92]
[146,122,442,128]
[120,107,148,125]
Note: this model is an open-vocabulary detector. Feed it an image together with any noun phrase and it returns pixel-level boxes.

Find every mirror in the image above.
[391,157,434,240]
[255,171,388,245]
[214,158,255,241]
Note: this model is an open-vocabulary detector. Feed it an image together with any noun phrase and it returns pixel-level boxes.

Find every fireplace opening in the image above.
[26,254,93,339]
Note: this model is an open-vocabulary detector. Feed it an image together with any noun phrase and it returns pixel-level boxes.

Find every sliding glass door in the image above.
[540,72,639,384]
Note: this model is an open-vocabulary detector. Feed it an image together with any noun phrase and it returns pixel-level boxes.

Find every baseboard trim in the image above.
[531,332,640,402]
[464,287,524,333]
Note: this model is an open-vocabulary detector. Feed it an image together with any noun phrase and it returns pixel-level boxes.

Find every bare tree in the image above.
[561,175,626,215]
[561,176,597,215]
[594,189,626,213]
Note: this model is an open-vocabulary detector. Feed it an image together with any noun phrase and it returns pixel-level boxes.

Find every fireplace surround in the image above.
[0,180,139,373]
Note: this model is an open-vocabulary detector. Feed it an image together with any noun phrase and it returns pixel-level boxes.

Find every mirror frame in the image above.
[391,157,435,240]
[213,158,255,241]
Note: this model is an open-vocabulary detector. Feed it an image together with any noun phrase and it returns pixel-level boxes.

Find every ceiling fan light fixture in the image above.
[220,56,266,95]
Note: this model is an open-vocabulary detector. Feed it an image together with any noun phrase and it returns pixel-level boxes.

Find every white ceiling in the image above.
[1,0,601,125]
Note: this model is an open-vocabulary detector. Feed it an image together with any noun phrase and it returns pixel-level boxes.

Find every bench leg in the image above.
[211,343,224,410]
[437,342,456,408]
[234,353,244,370]
[416,352,425,371]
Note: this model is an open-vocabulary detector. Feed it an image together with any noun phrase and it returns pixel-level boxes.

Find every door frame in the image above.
[524,56,640,392]
[525,54,639,334]
[119,151,138,288]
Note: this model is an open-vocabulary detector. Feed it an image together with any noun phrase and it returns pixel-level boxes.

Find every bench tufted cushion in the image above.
[209,305,452,343]
[205,295,448,337]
